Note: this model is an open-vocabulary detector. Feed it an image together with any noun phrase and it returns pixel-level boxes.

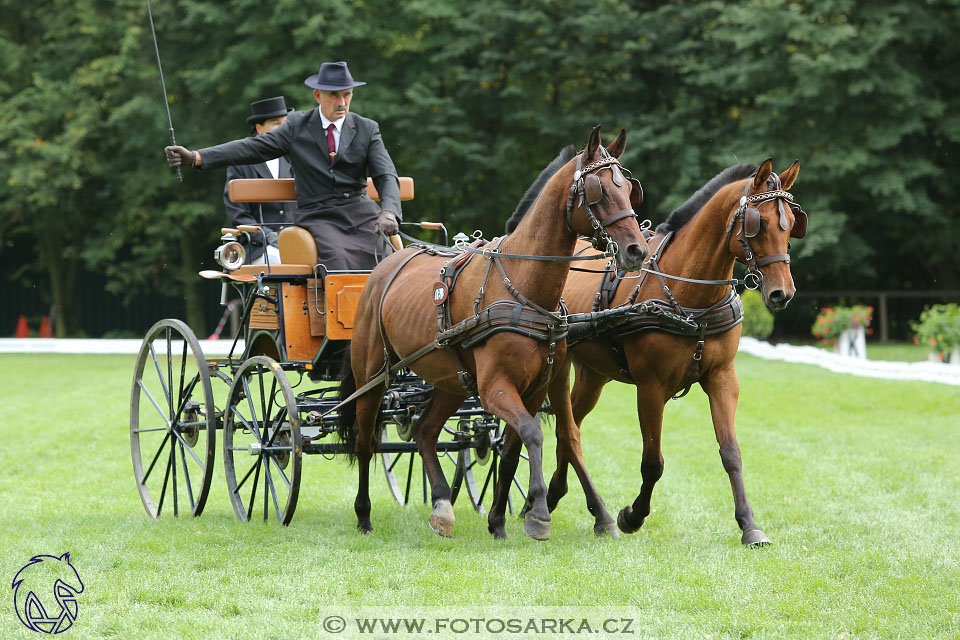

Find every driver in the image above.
[165,61,401,270]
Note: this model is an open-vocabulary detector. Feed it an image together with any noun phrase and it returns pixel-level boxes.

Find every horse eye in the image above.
[787,241,792,250]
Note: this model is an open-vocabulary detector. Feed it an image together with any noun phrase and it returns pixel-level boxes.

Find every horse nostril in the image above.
[625,242,647,261]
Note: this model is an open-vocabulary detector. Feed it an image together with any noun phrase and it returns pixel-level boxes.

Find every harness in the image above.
[569,175,805,399]
[329,149,635,411]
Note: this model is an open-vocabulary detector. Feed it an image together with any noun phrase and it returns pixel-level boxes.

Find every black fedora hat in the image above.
[303,61,366,91]
[246,96,294,124]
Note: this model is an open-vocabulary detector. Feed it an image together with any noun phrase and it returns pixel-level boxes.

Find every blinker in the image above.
[743,206,760,238]
[790,205,807,239]
[611,165,624,187]
[584,174,603,205]
[628,178,643,209]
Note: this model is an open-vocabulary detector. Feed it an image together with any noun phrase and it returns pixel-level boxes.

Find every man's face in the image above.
[255,116,286,135]
[314,89,352,121]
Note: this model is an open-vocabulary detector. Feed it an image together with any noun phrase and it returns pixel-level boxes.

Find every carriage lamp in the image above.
[214,238,246,271]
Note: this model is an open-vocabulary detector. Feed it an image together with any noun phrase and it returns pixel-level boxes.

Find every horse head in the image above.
[565,126,649,271]
[727,158,804,311]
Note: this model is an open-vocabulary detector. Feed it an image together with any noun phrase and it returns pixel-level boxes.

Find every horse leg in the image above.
[414,390,466,537]
[481,386,551,541]
[353,389,383,534]
[617,389,665,535]
[701,368,770,547]
[550,360,618,537]
[487,426,524,540]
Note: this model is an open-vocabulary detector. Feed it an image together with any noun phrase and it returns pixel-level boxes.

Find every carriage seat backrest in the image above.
[278,227,318,266]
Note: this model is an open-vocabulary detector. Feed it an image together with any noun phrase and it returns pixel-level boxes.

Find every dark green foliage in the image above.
[2,0,958,335]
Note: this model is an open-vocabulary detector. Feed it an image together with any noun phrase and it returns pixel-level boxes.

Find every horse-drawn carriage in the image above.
[129,173,529,526]
[131,126,805,545]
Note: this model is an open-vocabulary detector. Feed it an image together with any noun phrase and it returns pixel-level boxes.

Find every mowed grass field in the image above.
[1,351,958,639]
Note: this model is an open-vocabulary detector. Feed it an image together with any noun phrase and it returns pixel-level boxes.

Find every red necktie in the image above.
[326,123,337,163]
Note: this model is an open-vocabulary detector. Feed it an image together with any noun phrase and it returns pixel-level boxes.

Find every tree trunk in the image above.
[179,232,206,337]
[39,239,78,338]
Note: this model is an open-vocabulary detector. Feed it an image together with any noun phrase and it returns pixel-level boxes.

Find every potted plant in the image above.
[912,303,960,365]
[811,305,873,358]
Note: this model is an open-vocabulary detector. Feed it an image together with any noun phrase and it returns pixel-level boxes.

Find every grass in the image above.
[0,352,958,639]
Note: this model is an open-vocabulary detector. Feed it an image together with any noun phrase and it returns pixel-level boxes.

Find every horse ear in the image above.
[753,157,773,190]
[606,128,627,158]
[587,125,601,159]
[779,158,800,190]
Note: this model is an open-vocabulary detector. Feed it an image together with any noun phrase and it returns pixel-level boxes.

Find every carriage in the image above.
[129,176,525,525]
[132,127,801,545]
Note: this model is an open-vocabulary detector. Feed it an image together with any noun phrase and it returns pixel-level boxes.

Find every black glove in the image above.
[265,230,280,247]
[377,209,399,235]
[164,145,195,168]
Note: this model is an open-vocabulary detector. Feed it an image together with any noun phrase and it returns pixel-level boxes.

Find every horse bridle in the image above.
[726,172,807,289]
[566,147,642,253]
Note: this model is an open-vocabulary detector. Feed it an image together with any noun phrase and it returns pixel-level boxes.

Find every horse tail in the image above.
[336,344,358,460]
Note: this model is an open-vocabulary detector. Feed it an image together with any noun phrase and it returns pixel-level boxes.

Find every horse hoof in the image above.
[616,507,642,535]
[491,526,507,540]
[429,500,455,538]
[594,520,621,539]
[357,521,372,535]
[523,515,551,541]
[741,528,771,547]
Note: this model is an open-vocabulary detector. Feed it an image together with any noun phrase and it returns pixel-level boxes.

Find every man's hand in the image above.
[377,209,399,235]
[164,145,196,168]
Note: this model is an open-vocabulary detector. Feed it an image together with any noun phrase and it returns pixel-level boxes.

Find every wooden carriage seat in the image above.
[223,177,415,349]
[227,176,414,265]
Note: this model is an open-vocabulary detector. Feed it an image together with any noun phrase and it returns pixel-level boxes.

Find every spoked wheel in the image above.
[130,319,216,518]
[380,418,471,506]
[455,420,530,516]
[223,356,302,525]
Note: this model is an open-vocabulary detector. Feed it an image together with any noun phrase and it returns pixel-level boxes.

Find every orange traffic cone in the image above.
[38,316,54,338]
[15,315,30,338]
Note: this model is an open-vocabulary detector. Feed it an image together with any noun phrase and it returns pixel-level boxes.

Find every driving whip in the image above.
[146,0,181,182]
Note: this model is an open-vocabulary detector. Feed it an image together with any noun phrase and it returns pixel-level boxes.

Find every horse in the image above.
[494,158,805,545]
[337,126,649,540]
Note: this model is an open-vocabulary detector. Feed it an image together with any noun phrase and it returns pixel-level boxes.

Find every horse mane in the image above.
[505,145,578,234]
[655,163,759,234]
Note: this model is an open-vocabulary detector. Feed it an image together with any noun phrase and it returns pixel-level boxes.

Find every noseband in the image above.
[566,149,639,253]
[725,173,805,289]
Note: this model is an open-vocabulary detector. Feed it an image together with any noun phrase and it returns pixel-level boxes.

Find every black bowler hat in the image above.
[246,96,294,124]
[303,61,366,91]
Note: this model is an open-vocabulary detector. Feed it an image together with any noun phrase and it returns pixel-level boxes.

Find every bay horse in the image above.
[338,126,649,540]
[495,158,805,545]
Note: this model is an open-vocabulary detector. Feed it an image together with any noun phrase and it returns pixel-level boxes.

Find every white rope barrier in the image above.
[738,336,960,387]
[3,336,958,386]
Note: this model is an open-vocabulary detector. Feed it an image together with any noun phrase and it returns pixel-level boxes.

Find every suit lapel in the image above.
[338,113,357,161]
[253,162,271,179]
[278,156,292,178]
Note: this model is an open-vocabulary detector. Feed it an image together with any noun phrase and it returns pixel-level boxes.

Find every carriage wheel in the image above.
[380,419,470,506]
[223,356,302,525]
[130,319,216,518]
[454,420,530,516]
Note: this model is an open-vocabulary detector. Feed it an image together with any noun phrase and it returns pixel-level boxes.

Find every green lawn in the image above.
[1,352,957,639]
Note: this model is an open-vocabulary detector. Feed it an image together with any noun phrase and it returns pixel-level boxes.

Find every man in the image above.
[165,61,401,270]
[224,96,294,265]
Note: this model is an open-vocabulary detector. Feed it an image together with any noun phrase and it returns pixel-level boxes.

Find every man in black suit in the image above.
[224,96,295,265]
[165,62,401,270]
